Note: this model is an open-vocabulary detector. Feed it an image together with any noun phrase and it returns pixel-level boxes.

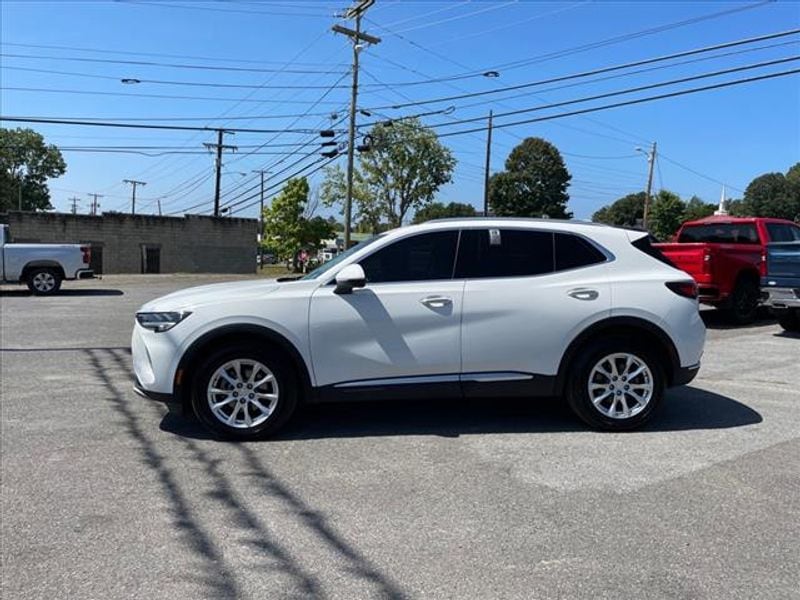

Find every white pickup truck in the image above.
[1,224,94,295]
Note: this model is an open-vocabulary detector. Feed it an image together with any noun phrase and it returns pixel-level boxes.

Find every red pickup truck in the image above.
[655,216,800,323]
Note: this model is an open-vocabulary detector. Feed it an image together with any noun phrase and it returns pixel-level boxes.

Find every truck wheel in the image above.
[728,279,759,325]
[191,345,298,440]
[566,336,665,431]
[26,268,62,296]
[776,309,800,332]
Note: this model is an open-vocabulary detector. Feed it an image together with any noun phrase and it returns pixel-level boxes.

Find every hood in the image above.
[140,279,282,312]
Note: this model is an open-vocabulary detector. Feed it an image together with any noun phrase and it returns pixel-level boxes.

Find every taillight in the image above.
[80,246,91,265]
[702,248,712,275]
[666,280,698,299]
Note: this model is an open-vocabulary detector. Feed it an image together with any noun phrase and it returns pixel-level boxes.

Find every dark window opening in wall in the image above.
[141,245,161,274]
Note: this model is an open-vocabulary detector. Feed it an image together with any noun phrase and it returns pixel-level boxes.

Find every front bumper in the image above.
[134,378,184,414]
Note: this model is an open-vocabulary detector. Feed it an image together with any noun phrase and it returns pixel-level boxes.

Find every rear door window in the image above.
[455,229,555,279]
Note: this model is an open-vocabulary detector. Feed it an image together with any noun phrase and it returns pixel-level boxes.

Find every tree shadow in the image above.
[0,289,123,297]
[98,348,407,598]
[161,386,761,442]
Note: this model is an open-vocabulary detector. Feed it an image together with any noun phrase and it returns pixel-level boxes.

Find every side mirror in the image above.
[334,263,366,295]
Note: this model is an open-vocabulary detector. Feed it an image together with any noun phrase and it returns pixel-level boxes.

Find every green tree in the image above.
[488,137,572,218]
[0,127,66,212]
[740,172,799,220]
[683,195,716,222]
[648,190,685,241]
[321,118,456,228]
[263,177,334,265]
[591,192,646,227]
[412,201,477,224]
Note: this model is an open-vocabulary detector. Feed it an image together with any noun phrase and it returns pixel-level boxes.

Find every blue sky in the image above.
[2,0,799,220]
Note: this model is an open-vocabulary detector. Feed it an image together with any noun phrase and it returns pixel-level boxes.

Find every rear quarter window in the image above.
[554,233,606,271]
[632,235,677,267]
[678,223,759,244]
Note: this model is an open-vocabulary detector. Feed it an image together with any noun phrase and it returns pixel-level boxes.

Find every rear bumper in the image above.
[76,269,95,280]
[673,362,701,387]
[761,286,800,309]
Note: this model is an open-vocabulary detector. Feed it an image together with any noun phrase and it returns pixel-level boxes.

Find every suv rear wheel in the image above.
[191,345,298,440]
[566,337,665,431]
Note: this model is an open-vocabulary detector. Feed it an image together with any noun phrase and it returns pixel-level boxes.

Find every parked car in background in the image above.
[0,224,93,295]
[655,216,800,324]
[762,240,800,332]
[132,219,705,440]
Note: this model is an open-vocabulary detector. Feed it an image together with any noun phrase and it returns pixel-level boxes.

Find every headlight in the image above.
[136,311,192,332]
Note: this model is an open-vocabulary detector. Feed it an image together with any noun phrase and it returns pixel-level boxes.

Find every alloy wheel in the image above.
[207,359,279,429]
[587,352,654,419]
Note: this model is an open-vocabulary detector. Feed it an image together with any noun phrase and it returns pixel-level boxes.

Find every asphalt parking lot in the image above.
[2,275,799,600]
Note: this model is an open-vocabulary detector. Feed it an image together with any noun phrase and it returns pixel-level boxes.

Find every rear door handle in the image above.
[420,295,452,308]
[568,288,599,301]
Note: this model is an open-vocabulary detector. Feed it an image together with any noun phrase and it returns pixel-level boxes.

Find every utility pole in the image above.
[252,169,269,270]
[123,179,146,215]
[333,0,380,249]
[88,193,103,216]
[642,141,657,230]
[68,196,80,214]
[483,110,493,216]
[204,129,237,217]
[157,199,162,216]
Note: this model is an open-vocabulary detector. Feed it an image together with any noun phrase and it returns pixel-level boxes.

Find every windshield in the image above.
[301,235,382,280]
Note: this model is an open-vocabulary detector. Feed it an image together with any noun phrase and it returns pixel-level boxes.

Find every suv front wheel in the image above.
[566,337,665,431]
[191,345,298,440]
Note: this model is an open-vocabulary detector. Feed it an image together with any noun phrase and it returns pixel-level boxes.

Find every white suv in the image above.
[132,219,705,439]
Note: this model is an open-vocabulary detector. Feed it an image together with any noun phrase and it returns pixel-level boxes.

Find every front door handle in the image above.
[568,288,599,301]
[420,295,452,308]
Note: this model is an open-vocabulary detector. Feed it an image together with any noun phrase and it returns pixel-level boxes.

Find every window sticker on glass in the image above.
[489,229,501,246]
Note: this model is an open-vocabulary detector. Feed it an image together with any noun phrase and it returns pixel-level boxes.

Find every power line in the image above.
[0,86,347,105]
[362,28,800,110]
[658,153,745,194]
[469,1,773,75]
[435,67,800,139]
[406,55,800,132]
[0,41,349,68]
[0,52,349,75]
[0,116,343,134]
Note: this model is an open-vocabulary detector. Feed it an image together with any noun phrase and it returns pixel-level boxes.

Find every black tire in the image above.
[565,336,666,431]
[727,278,759,325]
[776,309,800,332]
[26,268,62,296]
[191,344,298,440]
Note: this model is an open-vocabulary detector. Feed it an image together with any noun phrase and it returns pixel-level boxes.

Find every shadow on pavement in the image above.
[89,347,408,598]
[161,385,761,442]
[700,307,775,330]
[0,289,124,297]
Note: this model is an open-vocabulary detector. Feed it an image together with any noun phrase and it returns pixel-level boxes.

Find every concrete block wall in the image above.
[0,211,258,274]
